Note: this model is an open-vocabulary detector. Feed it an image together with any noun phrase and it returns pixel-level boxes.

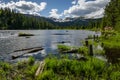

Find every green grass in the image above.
[0,56,119,80]
[78,46,88,55]
[101,31,120,48]
[42,56,119,80]
[57,44,72,51]
[44,57,120,80]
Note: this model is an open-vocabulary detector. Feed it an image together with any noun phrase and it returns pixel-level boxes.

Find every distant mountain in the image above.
[23,14,102,28]
[47,16,102,27]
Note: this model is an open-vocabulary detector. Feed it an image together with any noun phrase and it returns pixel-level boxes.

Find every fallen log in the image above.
[14,47,43,52]
[11,47,44,59]
[27,47,44,53]
[35,61,45,76]
[62,49,78,53]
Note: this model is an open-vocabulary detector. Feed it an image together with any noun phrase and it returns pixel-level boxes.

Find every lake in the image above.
[0,30,96,62]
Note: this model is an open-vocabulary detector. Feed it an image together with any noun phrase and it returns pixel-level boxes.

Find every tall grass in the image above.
[43,56,108,79]
[0,56,119,80]
[78,46,88,55]
[101,31,120,48]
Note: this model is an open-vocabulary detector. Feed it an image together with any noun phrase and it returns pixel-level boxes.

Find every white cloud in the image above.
[0,1,47,16]
[49,9,62,19]
[72,0,77,5]
[64,0,110,18]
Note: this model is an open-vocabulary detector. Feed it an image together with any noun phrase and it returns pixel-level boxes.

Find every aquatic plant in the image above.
[57,44,72,51]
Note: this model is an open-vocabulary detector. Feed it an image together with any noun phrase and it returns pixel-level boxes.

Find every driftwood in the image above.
[14,47,43,52]
[62,49,78,53]
[11,47,43,59]
[52,33,70,35]
[55,41,71,44]
[27,47,43,53]
[35,61,45,76]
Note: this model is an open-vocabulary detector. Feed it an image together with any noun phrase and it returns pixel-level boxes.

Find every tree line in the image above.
[0,8,102,30]
[0,8,55,30]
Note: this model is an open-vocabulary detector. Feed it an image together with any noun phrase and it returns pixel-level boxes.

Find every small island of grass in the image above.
[18,32,34,37]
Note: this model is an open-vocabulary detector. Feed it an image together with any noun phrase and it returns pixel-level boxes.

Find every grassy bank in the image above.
[0,56,119,80]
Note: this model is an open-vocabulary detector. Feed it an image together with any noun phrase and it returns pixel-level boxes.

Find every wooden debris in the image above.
[11,47,43,59]
[27,47,43,53]
[14,47,43,52]
[62,49,78,53]
[52,33,70,35]
[35,61,45,76]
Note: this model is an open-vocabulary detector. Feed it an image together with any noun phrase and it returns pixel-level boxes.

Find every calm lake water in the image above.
[0,30,96,62]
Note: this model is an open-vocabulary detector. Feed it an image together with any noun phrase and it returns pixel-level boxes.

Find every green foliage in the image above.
[0,8,102,30]
[102,32,120,48]
[0,56,119,80]
[0,61,12,71]
[103,0,120,30]
[78,46,88,55]
[28,56,35,65]
[25,64,38,79]
[94,49,105,55]
[43,57,108,79]
[110,71,120,80]
[57,44,72,51]
[37,70,56,80]
[0,8,54,30]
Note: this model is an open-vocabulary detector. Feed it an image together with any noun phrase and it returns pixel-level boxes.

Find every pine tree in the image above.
[103,0,120,30]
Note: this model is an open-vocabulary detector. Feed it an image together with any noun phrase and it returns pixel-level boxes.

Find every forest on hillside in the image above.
[0,8,54,30]
[0,8,101,30]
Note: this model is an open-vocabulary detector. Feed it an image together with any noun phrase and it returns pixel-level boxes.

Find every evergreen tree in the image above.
[103,0,120,30]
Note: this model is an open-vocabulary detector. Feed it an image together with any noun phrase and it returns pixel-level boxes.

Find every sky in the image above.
[0,0,110,19]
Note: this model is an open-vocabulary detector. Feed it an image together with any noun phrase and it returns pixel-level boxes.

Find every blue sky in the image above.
[0,0,110,19]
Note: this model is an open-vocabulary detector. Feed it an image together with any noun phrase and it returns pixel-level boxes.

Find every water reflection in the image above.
[0,30,95,61]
